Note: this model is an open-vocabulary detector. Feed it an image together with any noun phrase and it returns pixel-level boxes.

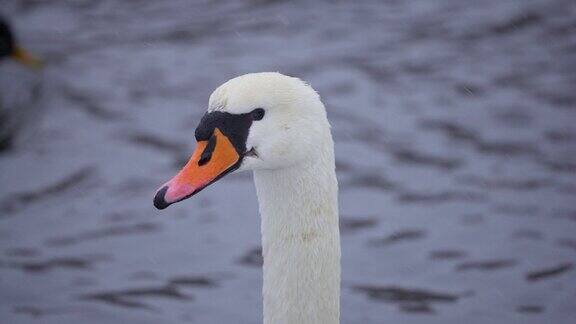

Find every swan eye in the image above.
[251,108,265,121]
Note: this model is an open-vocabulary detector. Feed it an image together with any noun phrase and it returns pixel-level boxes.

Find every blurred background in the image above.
[0,0,575,323]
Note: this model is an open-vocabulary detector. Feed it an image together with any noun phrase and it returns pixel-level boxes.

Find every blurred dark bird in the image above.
[0,16,43,151]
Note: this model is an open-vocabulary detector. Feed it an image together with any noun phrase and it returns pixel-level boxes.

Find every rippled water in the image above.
[1,0,575,323]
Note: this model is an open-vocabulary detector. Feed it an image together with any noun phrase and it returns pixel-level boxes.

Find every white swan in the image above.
[154,72,340,324]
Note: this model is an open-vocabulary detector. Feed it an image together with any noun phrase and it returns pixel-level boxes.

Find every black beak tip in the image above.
[153,186,170,210]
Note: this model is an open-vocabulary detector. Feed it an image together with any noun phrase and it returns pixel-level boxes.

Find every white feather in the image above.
[210,72,340,324]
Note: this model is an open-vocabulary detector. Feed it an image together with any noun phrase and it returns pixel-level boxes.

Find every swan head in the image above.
[0,17,43,69]
[154,72,330,209]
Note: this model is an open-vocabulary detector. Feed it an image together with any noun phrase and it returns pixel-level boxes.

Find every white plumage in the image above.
[210,72,341,324]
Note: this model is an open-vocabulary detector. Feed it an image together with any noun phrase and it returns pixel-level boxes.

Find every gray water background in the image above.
[0,0,575,323]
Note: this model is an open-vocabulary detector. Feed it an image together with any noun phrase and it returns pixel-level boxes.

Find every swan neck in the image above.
[254,153,340,324]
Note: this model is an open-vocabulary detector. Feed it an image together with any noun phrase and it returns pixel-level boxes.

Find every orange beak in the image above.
[11,46,43,69]
[154,128,240,209]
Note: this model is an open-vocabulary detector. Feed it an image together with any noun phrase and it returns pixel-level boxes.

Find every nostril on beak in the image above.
[153,186,170,210]
[198,133,217,166]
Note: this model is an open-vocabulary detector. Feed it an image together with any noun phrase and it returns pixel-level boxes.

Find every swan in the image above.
[0,16,43,150]
[154,72,340,324]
